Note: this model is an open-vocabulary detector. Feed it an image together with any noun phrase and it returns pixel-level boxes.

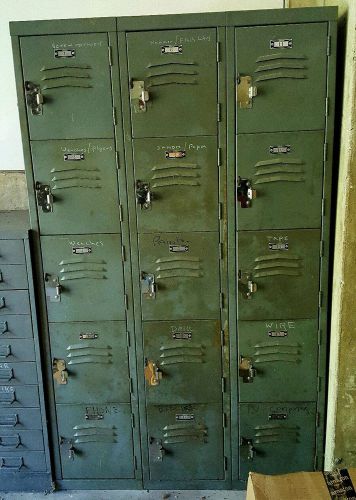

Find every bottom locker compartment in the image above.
[239,402,316,480]
[57,403,135,479]
[147,403,224,481]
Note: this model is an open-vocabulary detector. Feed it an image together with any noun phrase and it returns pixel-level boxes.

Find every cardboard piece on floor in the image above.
[246,468,356,500]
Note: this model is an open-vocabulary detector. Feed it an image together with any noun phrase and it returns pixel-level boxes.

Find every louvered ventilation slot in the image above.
[253,253,302,278]
[254,159,305,184]
[254,53,307,82]
[50,167,101,190]
[155,256,202,279]
[66,343,112,365]
[162,422,207,444]
[72,424,117,444]
[145,62,198,88]
[159,342,205,365]
[151,163,200,188]
[40,65,92,90]
[58,258,107,281]
[253,341,302,364]
[254,424,299,444]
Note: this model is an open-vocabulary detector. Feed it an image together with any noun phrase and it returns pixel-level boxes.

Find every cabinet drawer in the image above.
[0,430,43,451]
[0,241,25,265]
[0,340,35,363]
[0,386,39,408]
[0,451,46,472]
[0,266,28,290]
[0,291,30,315]
[0,408,42,430]
[0,362,37,385]
[0,315,33,339]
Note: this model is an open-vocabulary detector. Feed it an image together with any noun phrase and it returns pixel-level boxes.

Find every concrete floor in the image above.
[0,491,246,500]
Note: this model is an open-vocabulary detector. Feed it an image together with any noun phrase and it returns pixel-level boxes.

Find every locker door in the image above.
[238,319,318,402]
[50,321,130,404]
[147,404,224,480]
[144,320,222,404]
[41,234,126,322]
[133,137,219,233]
[239,402,316,479]
[139,232,219,320]
[127,29,217,138]
[21,34,114,140]
[235,23,328,133]
[57,403,134,479]
[236,131,324,230]
[238,229,320,320]
[31,139,121,235]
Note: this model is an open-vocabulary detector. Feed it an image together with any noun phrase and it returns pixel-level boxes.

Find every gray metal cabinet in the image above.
[0,211,52,491]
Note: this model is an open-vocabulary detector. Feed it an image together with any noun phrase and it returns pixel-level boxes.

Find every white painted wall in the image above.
[0,0,283,170]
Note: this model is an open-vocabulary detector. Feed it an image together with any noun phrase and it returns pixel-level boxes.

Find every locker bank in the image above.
[0,4,340,493]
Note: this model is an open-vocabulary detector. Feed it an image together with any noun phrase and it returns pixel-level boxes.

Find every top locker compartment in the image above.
[236,23,328,133]
[21,33,114,140]
[127,29,218,138]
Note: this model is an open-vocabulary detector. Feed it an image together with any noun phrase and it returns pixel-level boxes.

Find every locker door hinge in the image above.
[121,245,126,262]
[218,202,223,220]
[317,377,322,393]
[126,330,131,348]
[221,377,226,393]
[218,147,222,166]
[224,456,228,471]
[219,242,223,260]
[108,45,113,66]
[316,411,320,427]
[217,103,221,122]
[323,143,328,162]
[220,292,225,309]
[124,294,129,310]
[119,204,124,221]
[325,97,329,116]
[318,329,322,346]
[327,35,331,56]
[223,412,227,428]
[112,107,117,125]
[220,329,225,346]
[321,198,326,216]
[134,455,138,470]
[318,291,323,308]
[116,151,120,169]
[314,454,318,470]
[129,378,134,394]
[216,41,220,62]
[320,240,324,257]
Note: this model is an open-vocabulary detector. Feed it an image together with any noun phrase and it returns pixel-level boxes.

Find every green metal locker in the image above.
[10,6,337,491]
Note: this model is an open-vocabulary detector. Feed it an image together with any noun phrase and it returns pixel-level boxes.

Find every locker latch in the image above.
[35,182,53,213]
[238,272,257,299]
[237,75,257,109]
[149,437,165,463]
[141,272,156,299]
[60,437,76,460]
[144,359,162,387]
[241,437,256,461]
[237,178,256,208]
[44,273,61,302]
[52,358,68,385]
[136,181,151,209]
[24,81,43,115]
[130,80,150,112]
[239,357,256,383]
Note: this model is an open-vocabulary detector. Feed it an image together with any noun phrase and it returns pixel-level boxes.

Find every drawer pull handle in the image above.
[0,345,11,358]
[0,298,5,309]
[0,414,18,427]
[0,322,8,334]
[0,434,21,448]
[0,368,13,381]
[0,456,23,470]
[0,392,16,405]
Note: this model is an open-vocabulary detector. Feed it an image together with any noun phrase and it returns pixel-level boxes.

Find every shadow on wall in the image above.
[0,171,28,210]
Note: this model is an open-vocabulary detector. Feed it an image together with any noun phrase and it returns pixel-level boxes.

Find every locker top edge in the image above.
[0,210,29,239]
[9,7,337,36]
